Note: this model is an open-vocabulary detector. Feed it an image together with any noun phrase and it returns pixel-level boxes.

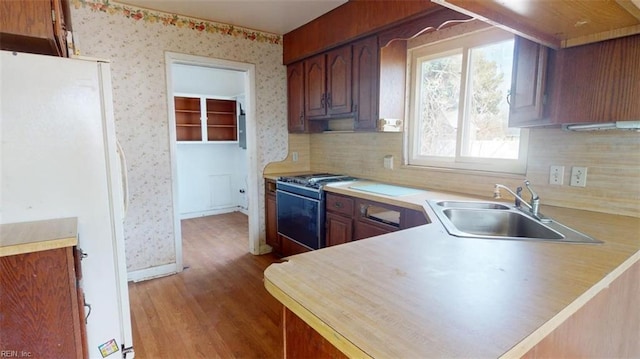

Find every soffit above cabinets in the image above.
[432,0,640,49]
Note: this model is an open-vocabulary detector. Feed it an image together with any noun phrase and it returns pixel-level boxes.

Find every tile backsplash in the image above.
[298,128,639,218]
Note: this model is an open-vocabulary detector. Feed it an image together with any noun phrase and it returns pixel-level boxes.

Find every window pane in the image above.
[462,40,518,159]
[418,53,462,158]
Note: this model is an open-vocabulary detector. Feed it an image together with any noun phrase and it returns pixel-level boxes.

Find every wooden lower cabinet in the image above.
[326,192,429,245]
[265,180,280,253]
[0,246,87,358]
[326,211,353,246]
[283,307,347,359]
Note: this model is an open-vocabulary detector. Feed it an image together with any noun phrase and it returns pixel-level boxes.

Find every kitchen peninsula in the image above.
[264,181,640,358]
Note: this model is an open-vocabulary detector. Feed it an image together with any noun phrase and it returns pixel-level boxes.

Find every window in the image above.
[407,28,528,174]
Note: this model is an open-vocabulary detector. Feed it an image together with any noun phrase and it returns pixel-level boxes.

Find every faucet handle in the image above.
[524,180,539,200]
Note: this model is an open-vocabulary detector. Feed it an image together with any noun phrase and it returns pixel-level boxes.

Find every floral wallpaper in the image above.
[69,0,288,273]
[71,0,281,44]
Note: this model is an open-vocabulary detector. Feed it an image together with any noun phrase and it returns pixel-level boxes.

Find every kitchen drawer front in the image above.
[326,193,354,217]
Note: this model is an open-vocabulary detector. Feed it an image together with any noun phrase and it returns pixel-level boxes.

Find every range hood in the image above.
[564,121,640,132]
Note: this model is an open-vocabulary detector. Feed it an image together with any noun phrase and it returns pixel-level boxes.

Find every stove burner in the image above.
[278,173,356,189]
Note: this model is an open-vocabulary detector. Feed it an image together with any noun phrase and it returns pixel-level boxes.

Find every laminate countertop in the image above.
[0,218,78,257]
[264,180,640,358]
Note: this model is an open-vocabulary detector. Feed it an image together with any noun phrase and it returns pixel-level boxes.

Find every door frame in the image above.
[165,51,260,273]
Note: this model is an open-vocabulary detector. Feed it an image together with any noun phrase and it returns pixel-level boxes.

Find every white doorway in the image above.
[165,52,261,273]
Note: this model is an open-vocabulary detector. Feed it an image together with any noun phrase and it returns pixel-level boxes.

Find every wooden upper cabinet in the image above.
[304,54,327,118]
[352,36,380,131]
[510,34,640,127]
[508,36,549,127]
[551,34,640,124]
[0,0,69,57]
[287,62,305,133]
[304,45,353,119]
[326,45,352,116]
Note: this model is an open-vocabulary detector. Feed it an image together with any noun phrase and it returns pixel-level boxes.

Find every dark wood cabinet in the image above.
[265,179,280,253]
[325,193,355,247]
[304,45,353,119]
[287,62,306,133]
[509,36,549,127]
[0,0,70,57]
[326,212,353,247]
[326,46,353,116]
[352,36,380,131]
[509,34,640,127]
[354,198,400,240]
[1,246,87,358]
[551,34,640,124]
[326,192,428,245]
[304,53,327,118]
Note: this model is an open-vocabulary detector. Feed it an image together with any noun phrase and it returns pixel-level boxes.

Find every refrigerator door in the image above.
[1,51,133,358]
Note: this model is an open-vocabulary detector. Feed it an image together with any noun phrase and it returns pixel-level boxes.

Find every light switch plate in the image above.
[570,166,587,187]
[384,155,393,170]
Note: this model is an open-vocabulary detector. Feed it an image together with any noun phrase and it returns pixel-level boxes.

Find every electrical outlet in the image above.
[570,166,588,187]
[292,152,298,162]
[549,165,564,185]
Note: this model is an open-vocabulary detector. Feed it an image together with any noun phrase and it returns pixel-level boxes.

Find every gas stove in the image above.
[275,173,357,250]
[277,173,356,189]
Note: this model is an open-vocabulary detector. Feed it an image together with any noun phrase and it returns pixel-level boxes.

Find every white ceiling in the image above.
[117,0,348,35]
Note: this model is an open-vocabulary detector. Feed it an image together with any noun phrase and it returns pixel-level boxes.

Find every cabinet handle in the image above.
[327,93,332,108]
[320,94,325,108]
[299,110,304,125]
[506,90,511,106]
[334,202,343,208]
[360,204,367,216]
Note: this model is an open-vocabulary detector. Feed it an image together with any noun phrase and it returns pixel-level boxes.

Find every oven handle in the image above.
[276,189,322,204]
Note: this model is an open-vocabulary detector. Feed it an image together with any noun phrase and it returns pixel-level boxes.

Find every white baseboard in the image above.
[180,206,244,220]
[127,263,179,282]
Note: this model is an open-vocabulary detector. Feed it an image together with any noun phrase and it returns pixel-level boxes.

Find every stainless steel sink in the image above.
[427,200,603,244]
[436,200,510,210]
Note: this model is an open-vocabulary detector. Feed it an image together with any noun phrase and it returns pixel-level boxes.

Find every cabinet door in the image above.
[304,53,327,118]
[326,211,353,246]
[0,247,84,358]
[287,62,306,133]
[354,220,393,240]
[554,34,640,124]
[352,36,379,131]
[266,194,280,253]
[0,0,68,57]
[508,36,549,127]
[326,45,353,116]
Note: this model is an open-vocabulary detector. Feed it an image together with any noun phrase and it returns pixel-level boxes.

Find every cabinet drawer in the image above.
[326,193,354,216]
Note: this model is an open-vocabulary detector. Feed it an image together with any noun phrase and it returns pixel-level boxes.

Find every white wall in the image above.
[176,143,248,218]
[173,63,249,218]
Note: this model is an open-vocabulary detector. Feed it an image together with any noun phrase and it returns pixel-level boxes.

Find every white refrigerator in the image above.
[1,50,134,358]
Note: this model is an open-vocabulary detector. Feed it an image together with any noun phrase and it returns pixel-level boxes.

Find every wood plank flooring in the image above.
[128,213,284,358]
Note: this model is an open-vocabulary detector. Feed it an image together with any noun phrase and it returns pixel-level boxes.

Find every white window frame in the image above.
[406,27,528,174]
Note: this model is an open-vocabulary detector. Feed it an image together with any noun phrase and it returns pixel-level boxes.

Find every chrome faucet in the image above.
[494,180,543,221]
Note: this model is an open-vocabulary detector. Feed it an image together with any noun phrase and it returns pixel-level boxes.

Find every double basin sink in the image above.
[427,200,602,244]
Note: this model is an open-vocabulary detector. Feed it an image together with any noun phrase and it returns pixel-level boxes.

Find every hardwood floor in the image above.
[128,212,284,358]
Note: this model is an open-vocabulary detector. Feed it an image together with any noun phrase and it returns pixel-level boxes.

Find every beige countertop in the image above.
[264,179,640,358]
[0,217,78,257]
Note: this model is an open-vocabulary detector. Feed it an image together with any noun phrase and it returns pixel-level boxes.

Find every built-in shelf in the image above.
[174,96,238,142]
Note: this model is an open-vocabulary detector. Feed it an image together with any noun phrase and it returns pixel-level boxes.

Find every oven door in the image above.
[276,189,324,250]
